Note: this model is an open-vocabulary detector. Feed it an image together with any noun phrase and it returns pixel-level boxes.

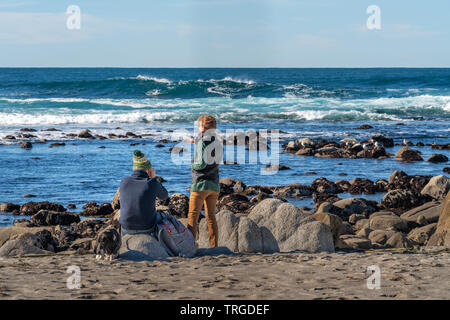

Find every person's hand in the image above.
[147,168,156,179]
[183,137,195,144]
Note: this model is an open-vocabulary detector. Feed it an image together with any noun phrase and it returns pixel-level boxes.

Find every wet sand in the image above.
[0,250,448,300]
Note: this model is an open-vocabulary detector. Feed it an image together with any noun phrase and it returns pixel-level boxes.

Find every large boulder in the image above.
[0,230,57,257]
[0,226,53,248]
[30,210,80,226]
[312,212,342,246]
[118,234,169,261]
[407,223,437,245]
[400,201,443,225]
[369,230,397,245]
[198,210,279,254]
[340,235,372,249]
[420,175,450,200]
[369,214,409,232]
[385,232,415,249]
[19,201,66,216]
[248,199,334,253]
[427,192,450,246]
[395,147,423,162]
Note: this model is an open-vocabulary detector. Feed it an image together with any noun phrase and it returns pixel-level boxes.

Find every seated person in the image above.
[119,150,168,235]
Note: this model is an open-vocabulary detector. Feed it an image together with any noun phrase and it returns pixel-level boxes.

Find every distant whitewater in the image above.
[0,68,449,126]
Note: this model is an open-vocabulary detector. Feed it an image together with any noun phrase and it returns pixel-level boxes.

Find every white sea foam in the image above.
[134,75,172,83]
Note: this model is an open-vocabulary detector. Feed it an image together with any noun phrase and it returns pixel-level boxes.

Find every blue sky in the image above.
[0,0,449,67]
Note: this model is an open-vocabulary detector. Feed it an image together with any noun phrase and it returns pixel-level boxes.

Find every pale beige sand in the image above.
[0,250,449,300]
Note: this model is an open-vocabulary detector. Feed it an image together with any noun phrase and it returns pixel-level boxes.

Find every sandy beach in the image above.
[0,249,448,300]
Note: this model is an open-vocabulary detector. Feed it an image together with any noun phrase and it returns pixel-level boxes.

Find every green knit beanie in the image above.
[133,150,152,171]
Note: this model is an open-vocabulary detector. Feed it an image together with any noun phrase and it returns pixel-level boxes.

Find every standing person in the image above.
[119,150,168,236]
[185,115,222,247]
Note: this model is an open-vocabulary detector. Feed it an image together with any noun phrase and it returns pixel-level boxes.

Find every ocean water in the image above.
[0,68,449,226]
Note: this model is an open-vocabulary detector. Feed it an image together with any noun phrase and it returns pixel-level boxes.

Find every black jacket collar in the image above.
[131,170,149,179]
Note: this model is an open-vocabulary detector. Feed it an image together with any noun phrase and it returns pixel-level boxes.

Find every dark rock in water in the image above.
[371,134,394,148]
[21,134,36,138]
[155,144,165,148]
[416,142,425,147]
[159,139,169,143]
[67,204,76,209]
[98,146,106,149]
[265,164,290,171]
[219,178,247,194]
[217,193,253,213]
[30,210,80,226]
[80,202,113,216]
[168,146,186,153]
[23,194,37,198]
[387,171,431,194]
[31,157,41,160]
[273,184,313,198]
[431,142,450,150]
[295,148,314,156]
[167,193,189,218]
[20,141,32,149]
[108,133,117,138]
[49,142,65,148]
[0,202,20,213]
[357,146,387,159]
[313,192,340,206]
[358,124,373,129]
[129,142,140,146]
[381,190,427,212]
[125,131,137,137]
[4,135,16,139]
[426,154,448,163]
[94,227,121,258]
[20,128,37,132]
[42,128,61,132]
[348,178,376,194]
[78,129,95,139]
[395,147,423,162]
[444,167,450,174]
[311,177,337,194]
[375,179,389,192]
[335,180,351,192]
[95,135,107,140]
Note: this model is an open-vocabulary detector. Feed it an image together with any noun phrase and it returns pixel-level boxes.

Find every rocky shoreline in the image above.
[1,168,449,256]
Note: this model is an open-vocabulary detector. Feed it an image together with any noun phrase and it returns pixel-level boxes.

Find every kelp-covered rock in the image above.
[19,201,66,216]
[167,193,189,218]
[30,210,80,226]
